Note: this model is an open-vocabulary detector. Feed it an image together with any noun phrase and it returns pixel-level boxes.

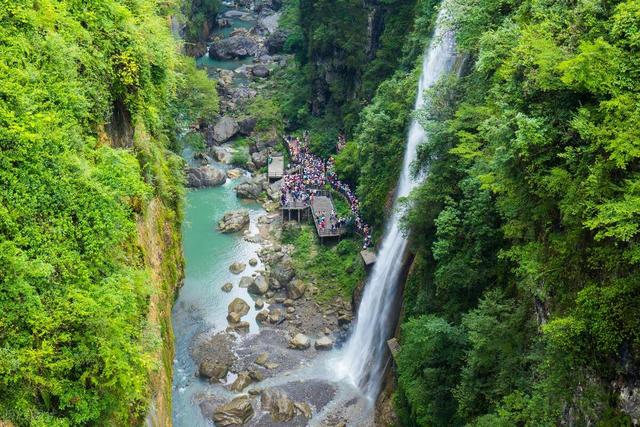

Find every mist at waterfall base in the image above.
[335,7,458,400]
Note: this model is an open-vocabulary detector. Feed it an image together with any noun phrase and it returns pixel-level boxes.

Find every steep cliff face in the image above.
[298,0,419,124]
[0,2,189,425]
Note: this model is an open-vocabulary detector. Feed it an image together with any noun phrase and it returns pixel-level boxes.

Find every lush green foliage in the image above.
[281,225,364,303]
[183,0,221,44]
[393,0,640,424]
[0,1,205,425]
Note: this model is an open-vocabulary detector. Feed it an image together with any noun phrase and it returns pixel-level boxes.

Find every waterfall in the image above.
[337,4,458,400]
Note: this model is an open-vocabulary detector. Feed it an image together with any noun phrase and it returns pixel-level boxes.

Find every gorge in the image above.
[2,0,640,426]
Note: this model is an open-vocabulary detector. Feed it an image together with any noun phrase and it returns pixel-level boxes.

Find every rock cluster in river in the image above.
[186,165,226,188]
[218,210,250,233]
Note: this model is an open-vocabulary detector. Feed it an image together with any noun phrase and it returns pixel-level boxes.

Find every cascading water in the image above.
[337,4,458,400]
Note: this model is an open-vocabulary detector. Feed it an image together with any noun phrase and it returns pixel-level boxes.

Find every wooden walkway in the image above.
[310,194,345,239]
[268,156,284,180]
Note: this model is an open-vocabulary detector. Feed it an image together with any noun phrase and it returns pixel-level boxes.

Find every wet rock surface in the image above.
[186,165,226,188]
[218,210,250,233]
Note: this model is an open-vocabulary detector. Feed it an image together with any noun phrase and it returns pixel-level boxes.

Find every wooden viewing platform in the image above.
[310,194,346,241]
[268,156,284,180]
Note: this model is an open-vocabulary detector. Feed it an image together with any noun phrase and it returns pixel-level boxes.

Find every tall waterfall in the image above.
[337,4,458,400]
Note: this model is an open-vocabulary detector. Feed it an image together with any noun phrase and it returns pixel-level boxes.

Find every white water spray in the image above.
[337,4,458,400]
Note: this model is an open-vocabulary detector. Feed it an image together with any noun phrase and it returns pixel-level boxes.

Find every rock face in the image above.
[287,279,306,300]
[248,274,269,295]
[186,166,226,188]
[213,116,239,143]
[213,396,254,426]
[209,35,260,60]
[315,336,334,350]
[235,175,268,199]
[260,388,295,422]
[218,210,250,233]
[288,333,310,350]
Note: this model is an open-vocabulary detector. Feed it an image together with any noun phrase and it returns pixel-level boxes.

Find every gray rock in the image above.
[186,166,226,188]
[213,116,239,144]
[221,282,233,293]
[229,261,246,274]
[271,257,295,286]
[315,336,334,350]
[266,29,289,54]
[268,308,283,324]
[239,276,254,288]
[235,175,268,199]
[249,275,269,295]
[251,150,268,168]
[287,279,306,300]
[238,117,257,136]
[209,35,260,60]
[288,333,310,350]
[251,64,270,78]
[198,359,229,382]
[218,210,250,233]
[254,298,265,309]
[249,258,258,266]
[213,396,254,426]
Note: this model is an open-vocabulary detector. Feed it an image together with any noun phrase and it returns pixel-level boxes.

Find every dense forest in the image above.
[0,0,216,425]
[275,0,640,424]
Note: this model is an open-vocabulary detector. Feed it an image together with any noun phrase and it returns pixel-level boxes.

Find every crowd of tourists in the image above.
[280,132,372,248]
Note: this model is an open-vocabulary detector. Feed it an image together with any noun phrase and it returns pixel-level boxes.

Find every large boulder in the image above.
[251,64,270,78]
[260,389,295,422]
[228,297,250,317]
[271,256,295,286]
[315,336,334,350]
[218,210,250,233]
[198,359,229,382]
[248,274,269,295]
[286,279,306,300]
[229,261,246,274]
[209,35,260,60]
[235,175,268,200]
[288,333,310,350]
[213,116,239,144]
[265,30,289,54]
[251,150,269,168]
[230,371,253,392]
[238,117,257,135]
[186,166,226,188]
[211,146,233,164]
[213,396,254,426]
[239,276,254,288]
